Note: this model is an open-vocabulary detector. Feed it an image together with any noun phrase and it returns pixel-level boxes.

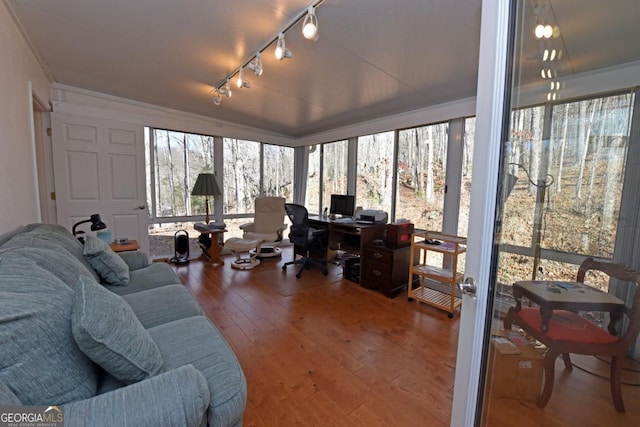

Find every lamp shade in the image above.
[191,173,221,196]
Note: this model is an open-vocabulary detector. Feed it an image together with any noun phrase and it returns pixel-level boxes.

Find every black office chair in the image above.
[282,203,329,278]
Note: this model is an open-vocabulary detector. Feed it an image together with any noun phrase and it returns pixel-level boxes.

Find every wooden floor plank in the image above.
[173,247,640,426]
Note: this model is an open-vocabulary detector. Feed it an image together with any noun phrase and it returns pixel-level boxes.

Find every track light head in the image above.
[247,53,263,76]
[236,68,251,89]
[218,80,232,97]
[213,92,222,106]
[275,33,292,60]
[302,6,319,41]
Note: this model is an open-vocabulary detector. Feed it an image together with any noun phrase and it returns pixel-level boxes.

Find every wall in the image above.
[0,2,51,232]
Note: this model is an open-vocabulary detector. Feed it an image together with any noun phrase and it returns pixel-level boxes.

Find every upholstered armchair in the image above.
[239,196,287,258]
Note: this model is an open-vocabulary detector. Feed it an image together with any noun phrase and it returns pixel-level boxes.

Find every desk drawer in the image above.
[364,246,393,265]
[362,262,392,287]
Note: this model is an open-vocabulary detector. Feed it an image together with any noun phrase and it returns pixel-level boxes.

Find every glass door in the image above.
[452,0,640,425]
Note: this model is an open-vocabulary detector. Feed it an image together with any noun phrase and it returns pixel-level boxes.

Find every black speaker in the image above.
[170,230,190,264]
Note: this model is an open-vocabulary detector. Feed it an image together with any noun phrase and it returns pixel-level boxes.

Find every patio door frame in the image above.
[450,0,515,425]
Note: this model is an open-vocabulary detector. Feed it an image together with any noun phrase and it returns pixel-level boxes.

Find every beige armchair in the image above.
[240,196,287,258]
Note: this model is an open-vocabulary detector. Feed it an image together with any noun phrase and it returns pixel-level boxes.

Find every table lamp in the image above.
[191,173,221,224]
[72,214,107,243]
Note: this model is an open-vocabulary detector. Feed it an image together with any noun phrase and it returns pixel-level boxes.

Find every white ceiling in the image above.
[8,0,640,138]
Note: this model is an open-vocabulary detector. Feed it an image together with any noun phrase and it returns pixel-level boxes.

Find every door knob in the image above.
[135,204,146,210]
[458,277,477,295]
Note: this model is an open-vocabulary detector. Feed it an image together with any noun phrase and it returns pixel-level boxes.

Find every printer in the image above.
[356,209,388,224]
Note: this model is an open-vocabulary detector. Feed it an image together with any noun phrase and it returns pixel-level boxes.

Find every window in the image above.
[321,140,349,214]
[458,117,475,236]
[263,143,294,198]
[305,145,321,214]
[223,138,261,215]
[396,124,448,231]
[356,132,395,214]
[546,93,634,258]
[147,129,215,219]
[497,92,635,284]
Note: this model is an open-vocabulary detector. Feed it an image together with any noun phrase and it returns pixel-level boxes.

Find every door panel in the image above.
[52,113,149,253]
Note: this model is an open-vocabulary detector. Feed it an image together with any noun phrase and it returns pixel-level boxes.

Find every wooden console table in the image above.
[194,226,226,267]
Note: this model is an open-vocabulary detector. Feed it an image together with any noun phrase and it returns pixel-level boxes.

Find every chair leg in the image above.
[537,350,558,408]
[503,308,515,330]
[561,353,572,371]
[610,356,626,413]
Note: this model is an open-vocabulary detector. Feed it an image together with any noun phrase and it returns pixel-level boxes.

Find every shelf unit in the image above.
[408,231,467,318]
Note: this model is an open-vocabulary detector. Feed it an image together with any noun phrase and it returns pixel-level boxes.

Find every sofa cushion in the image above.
[148,316,247,427]
[0,258,99,405]
[71,276,164,383]
[65,365,210,427]
[83,236,130,286]
[121,284,203,328]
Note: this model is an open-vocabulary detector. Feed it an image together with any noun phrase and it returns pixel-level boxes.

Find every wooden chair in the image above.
[503,258,640,412]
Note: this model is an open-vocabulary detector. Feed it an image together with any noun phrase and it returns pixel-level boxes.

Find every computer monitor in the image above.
[329,194,355,217]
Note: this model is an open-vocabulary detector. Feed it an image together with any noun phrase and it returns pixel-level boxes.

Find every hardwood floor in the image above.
[171,247,640,426]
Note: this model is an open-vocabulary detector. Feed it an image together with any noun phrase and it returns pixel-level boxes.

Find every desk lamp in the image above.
[72,214,107,243]
[191,173,221,224]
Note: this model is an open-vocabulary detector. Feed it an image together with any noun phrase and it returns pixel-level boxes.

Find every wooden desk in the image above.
[110,239,140,252]
[194,228,226,266]
[308,215,387,283]
[512,280,625,334]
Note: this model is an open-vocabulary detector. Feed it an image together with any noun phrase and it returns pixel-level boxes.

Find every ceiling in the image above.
[7,0,640,138]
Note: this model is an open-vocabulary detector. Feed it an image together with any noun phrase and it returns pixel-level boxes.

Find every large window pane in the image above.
[223,138,260,214]
[546,93,633,258]
[458,117,475,236]
[501,105,545,249]
[322,140,348,214]
[356,132,395,214]
[396,125,448,231]
[306,145,321,214]
[263,143,294,199]
[150,129,214,218]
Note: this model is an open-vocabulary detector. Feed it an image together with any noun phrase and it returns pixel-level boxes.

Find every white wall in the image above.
[0,2,51,232]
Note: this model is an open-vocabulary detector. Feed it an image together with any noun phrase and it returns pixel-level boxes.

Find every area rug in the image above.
[253,261,344,296]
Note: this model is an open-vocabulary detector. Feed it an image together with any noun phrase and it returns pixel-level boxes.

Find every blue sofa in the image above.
[0,224,246,426]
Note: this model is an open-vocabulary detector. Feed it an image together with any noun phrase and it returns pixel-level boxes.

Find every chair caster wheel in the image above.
[448,313,454,319]
[323,270,328,276]
[282,265,287,271]
[408,297,414,302]
[295,273,301,279]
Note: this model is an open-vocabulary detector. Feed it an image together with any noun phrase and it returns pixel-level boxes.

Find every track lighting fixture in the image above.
[212,1,324,107]
[236,68,250,89]
[247,53,263,76]
[302,6,319,40]
[275,33,292,60]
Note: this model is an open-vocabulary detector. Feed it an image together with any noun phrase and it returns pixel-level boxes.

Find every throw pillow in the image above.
[83,235,130,286]
[71,275,164,383]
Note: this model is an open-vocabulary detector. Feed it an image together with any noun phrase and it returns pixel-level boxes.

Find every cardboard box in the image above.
[487,330,544,401]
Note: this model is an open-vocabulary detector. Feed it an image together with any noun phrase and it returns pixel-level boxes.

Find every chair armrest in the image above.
[276,224,288,241]
[239,222,255,232]
[63,365,209,427]
[117,251,150,271]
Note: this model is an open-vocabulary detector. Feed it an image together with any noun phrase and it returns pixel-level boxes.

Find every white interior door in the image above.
[450,0,512,425]
[51,112,149,253]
